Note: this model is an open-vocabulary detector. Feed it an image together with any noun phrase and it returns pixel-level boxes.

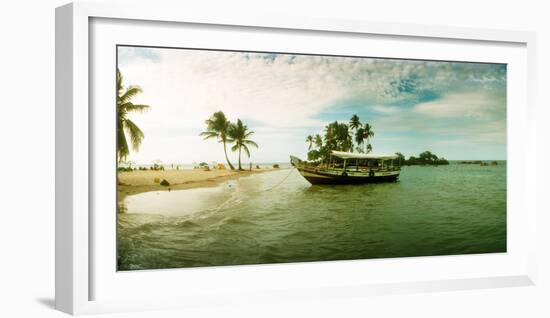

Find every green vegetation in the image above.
[150,163,165,170]
[303,115,448,167]
[460,160,499,166]
[200,111,236,170]
[228,119,259,170]
[117,69,150,163]
[118,163,165,172]
[401,151,449,166]
[395,152,406,165]
[305,114,375,163]
[200,111,258,171]
[117,167,135,172]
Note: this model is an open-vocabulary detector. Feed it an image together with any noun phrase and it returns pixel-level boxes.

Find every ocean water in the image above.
[117,162,506,270]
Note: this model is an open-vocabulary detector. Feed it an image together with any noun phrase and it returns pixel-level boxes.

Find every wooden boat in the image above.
[290,151,400,185]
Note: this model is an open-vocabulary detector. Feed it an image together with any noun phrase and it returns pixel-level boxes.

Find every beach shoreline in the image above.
[118,168,285,200]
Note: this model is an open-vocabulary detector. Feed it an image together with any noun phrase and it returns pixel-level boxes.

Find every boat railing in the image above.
[307,164,400,172]
[346,166,400,172]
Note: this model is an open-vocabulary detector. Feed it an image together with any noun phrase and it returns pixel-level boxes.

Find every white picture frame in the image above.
[55,1,537,315]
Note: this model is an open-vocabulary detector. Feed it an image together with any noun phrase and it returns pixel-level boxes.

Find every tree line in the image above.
[395,151,449,166]
[305,114,374,162]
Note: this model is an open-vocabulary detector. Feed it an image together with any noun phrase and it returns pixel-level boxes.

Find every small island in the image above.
[396,151,450,166]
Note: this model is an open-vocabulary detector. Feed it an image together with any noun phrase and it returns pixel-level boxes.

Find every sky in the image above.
[117,46,507,164]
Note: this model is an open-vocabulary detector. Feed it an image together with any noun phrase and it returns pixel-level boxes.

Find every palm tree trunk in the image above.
[366,138,371,153]
[238,146,242,170]
[223,141,235,170]
[368,138,371,153]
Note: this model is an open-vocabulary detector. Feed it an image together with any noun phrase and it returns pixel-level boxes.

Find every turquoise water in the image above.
[117,162,506,270]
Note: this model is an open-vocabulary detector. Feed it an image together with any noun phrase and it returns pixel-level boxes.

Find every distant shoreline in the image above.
[117,168,284,200]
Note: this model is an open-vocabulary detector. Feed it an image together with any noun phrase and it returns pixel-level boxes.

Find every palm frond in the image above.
[243,130,255,138]
[205,111,230,132]
[119,86,143,104]
[122,103,150,113]
[349,114,362,130]
[199,130,219,140]
[123,119,145,151]
[241,144,251,157]
[116,69,123,93]
[116,69,149,160]
[243,140,258,148]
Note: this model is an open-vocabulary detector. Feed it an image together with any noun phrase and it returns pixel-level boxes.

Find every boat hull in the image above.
[297,167,399,185]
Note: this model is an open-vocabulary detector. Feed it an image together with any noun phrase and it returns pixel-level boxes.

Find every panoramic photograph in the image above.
[116,45,506,271]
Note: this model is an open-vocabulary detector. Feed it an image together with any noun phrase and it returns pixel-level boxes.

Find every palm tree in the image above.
[200,111,236,170]
[363,123,374,153]
[366,143,373,153]
[306,135,314,150]
[352,123,375,153]
[323,121,338,152]
[228,119,258,170]
[336,123,353,152]
[314,134,323,149]
[354,127,365,153]
[349,114,361,131]
[117,69,150,163]
[323,121,353,153]
[349,114,362,152]
[309,134,325,164]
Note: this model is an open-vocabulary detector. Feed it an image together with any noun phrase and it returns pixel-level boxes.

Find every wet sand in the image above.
[117,168,281,200]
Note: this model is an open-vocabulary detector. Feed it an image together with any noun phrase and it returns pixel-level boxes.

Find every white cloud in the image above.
[370,105,401,114]
[412,91,505,120]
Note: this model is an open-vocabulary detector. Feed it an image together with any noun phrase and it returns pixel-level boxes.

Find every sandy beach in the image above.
[118,168,281,199]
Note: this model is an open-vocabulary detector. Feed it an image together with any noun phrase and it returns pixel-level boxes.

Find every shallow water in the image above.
[117,162,506,270]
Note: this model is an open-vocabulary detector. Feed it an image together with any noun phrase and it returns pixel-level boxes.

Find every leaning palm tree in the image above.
[117,69,150,163]
[200,111,235,170]
[306,135,314,150]
[228,119,258,170]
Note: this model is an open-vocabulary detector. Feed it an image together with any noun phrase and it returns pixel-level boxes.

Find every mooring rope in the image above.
[255,168,296,193]
[208,168,296,213]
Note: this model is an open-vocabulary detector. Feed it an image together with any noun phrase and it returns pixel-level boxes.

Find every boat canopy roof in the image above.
[331,150,399,160]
